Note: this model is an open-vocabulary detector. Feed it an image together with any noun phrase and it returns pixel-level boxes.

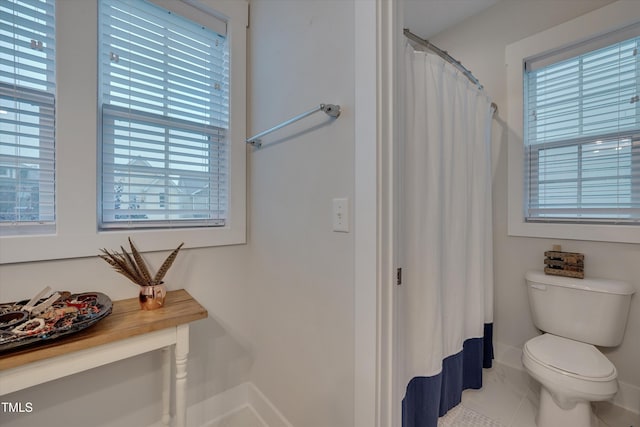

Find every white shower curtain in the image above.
[401,43,494,427]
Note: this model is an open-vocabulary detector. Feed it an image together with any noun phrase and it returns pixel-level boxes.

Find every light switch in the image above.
[332,198,349,232]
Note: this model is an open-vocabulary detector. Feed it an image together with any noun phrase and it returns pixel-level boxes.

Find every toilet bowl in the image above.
[523,271,634,427]
[522,334,617,427]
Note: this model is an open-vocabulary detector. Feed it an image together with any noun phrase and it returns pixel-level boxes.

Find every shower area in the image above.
[395,25,497,427]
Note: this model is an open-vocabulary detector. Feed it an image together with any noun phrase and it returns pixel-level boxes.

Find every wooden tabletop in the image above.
[0,289,208,371]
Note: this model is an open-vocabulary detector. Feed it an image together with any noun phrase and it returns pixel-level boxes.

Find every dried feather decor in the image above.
[99,237,184,287]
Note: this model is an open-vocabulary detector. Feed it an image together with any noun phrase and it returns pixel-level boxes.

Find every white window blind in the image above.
[0,0,55,235]
[524,26,640,224]
[99,0,229,229]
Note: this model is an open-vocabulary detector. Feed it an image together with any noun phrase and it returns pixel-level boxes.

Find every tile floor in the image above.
[208,363,640,427]
[460,362,640,427]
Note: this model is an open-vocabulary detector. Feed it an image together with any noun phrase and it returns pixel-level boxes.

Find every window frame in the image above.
[506,0,640,243]
[0,0,247,264]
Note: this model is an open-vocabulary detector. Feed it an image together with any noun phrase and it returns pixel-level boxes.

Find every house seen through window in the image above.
[99,0,229,229]
[524,25,640,224]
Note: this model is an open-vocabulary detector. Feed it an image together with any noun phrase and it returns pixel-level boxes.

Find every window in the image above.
[506,2,640,243]
[0,0,55,236]
[524,28,640,224]
[0,0,246,264]
[99,0,229,229]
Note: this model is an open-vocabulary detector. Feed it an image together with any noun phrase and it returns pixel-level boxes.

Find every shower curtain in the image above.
[401,43,494,427]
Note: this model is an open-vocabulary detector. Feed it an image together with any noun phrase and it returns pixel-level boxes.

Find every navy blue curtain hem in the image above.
[483,323,494,369]
[402,322,494,427]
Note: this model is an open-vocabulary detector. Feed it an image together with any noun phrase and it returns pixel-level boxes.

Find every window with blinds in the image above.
[99,0,229,229]
[524,25,640,224]
[0,0,55,235]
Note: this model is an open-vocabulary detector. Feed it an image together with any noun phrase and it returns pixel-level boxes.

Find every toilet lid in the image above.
[524,334,616,379]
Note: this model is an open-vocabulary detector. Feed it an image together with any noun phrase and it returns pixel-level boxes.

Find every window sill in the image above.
[0,225,246,264]
[508,217,640,244]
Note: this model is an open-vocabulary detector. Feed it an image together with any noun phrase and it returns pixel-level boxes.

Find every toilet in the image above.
[523,270,635,427]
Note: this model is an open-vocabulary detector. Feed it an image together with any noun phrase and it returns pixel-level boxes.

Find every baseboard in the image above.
[185,382,294,427]
[615,381,640,415]
[493,340,640,415]
[186,382,249,427]
[493,341,525,371]
[247,383,295,427]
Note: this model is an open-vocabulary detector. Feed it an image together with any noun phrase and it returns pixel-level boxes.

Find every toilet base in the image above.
[536,387,594,427]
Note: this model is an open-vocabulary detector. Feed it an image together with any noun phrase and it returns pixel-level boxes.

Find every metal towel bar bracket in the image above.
[246,103,341,148]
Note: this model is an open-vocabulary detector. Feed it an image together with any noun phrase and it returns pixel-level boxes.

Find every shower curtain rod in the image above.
[404,28,497,114]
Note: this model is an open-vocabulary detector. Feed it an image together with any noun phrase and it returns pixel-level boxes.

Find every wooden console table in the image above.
[0,289,207,427]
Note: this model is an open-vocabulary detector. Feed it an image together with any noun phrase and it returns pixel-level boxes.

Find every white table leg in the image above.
[161,346,171,426]
[175,324,190,427]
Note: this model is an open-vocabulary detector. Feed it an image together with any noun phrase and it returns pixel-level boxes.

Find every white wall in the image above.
[427,0,640,390]
[246,1,356,426]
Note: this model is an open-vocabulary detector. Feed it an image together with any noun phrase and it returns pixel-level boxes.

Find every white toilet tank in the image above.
[525,271,635,347]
